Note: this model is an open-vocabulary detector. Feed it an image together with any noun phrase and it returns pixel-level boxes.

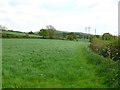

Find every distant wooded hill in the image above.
[0,29,99,40]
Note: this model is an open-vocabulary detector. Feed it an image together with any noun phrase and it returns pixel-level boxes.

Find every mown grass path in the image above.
[2,39,115,88]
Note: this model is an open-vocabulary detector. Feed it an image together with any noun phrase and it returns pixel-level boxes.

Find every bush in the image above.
[102,33,113,40]
[28,31,34,34]
[90,36,119,61]
[108,39,120,61]
[67,32,77,41]
[89,35,101,42]
[90,38,106,54]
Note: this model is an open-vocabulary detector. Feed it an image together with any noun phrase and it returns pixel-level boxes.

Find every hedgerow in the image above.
[89,34,119,61]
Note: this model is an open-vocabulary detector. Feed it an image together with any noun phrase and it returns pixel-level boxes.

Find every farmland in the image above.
[2,39,118,88]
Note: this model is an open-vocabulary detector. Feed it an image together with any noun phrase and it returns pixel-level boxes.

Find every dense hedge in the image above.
[89,36,120,88]
[89,36,120,61]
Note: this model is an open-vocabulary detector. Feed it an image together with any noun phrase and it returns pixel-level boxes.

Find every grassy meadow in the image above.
[2,39,118,88]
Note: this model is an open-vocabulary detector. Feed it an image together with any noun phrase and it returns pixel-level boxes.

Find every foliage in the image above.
[1,28,93,40]
[39,29,48,39]
[28,31,34,34]
[102,33,113,40]
[90,38,106,54]
[89,35,95,42]
[67,32,77,40]
[62,32,67,38]
[89,35,101,42]
[90,33,120,61]
[46,25,56,39]
[95,35,100,38]
[107,38,120,61]
[54,31,64,40]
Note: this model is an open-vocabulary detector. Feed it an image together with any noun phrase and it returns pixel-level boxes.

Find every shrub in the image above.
[102,33,113,40]
[90,38,106,54]
[90,36,120,61]
[67,32,77,41]
[28,31,34,34]
[108,39,120,61]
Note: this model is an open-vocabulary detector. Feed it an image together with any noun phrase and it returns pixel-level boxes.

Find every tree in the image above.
[46,25,56,39]
[102,33,113,40]
[67,32,77,40]
[28,31,34,34]
[39,29,48,39]
[63,32,68,39]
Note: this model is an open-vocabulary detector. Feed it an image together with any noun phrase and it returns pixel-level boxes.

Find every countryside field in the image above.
[2,39,118,88]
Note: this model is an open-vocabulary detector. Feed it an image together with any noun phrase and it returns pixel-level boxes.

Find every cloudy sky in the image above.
[0,0,119,35]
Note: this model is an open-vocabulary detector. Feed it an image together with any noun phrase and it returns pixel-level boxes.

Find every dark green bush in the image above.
[28,31,34,34]
[102,33,113,40]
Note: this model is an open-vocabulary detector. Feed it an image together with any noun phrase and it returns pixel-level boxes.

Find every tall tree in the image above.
[46,25,56,39]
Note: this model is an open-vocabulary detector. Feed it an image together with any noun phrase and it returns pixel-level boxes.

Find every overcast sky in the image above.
[0,0,119,35]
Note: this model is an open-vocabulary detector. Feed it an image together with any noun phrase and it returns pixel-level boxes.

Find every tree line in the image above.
[38,25,78,40]
[0,24,95,40]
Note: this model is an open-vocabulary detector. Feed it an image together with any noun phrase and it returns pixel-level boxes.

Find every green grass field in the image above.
[2,39,118,88]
